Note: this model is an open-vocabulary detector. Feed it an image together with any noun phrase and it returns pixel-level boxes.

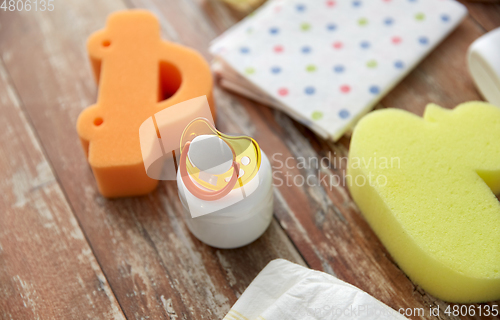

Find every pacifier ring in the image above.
[180,141,240,201]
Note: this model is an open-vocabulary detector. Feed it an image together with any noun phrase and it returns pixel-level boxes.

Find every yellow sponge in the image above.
[348,102,500,303]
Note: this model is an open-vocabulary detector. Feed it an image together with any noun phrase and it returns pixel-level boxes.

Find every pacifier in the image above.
[179,118,261,202]
[176,118,274,249]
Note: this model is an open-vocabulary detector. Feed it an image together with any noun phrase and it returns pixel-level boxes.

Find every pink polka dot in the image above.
[340,85,351,93]
[274,45,284,53]
[326,0,336,7]
[333,41,343,49]
[383,0,391,2]
[278,88,289,96]
[274,6,282,12]
[392,36,402,44]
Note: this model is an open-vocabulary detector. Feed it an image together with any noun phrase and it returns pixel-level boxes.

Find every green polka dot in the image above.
[366,60,377,68]
[246,28,254,34]
[306,64,317,72]
[300,22,311,31]
[311,111,324,120]
[358,18,368,26]
[415,12,425,21]
[244,67,255,75]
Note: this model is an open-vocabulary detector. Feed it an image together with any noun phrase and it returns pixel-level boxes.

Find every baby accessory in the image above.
[177,118,273,248]
[224,259,408,320]
[348,102,500,302]
[210,0,467,140]
[77,10,214,197]
[468,27,500,107]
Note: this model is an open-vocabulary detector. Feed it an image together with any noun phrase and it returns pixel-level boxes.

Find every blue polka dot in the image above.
[419,36,429,45]
[360,41,370,49]
[240,47,250,54]
[339,109,350,119]
[296,4,306,11]
[394,60,404,69]
[269,27,279,35]
[327,23,337,31]
[271,66,281,74]
[353,0,361,7]
[369,85,380,94]
[301,46,311,54]
[305,86,315,95]
[333,65,345,73]
[441,14,450,22]
[384,17,394,25]
[408,0,417,2]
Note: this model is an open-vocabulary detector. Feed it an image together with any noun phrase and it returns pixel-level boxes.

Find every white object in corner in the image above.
[223,259,408,320]
[468,27,500,107]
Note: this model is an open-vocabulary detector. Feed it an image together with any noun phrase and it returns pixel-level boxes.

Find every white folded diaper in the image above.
[224,259,408,320]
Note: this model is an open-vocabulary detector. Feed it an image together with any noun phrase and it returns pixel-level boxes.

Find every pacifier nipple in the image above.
[188,135,233,175]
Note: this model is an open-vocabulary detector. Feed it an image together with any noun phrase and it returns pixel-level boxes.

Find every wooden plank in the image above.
[128,1,500,319]
[459,0,500,32]
[1,1,499,320]
[0,2,305,319]
[0,61,125,319]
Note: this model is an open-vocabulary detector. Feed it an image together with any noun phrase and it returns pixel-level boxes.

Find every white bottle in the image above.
[176,118,274,249]
[177,150,273,249]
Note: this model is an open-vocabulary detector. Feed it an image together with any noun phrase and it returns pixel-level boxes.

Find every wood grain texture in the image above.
[126,1,500,319]
[0,2,305,320]
[0,61,125,319]
[460,0,500,31]
[0,0,499,320]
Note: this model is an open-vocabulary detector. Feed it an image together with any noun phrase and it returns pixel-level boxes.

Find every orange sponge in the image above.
[77,10,214,198]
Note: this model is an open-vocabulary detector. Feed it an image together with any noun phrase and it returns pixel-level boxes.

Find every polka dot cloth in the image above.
[210,0,467,140]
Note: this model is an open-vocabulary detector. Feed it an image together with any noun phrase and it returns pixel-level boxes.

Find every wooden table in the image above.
[0,1,499,319]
